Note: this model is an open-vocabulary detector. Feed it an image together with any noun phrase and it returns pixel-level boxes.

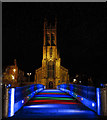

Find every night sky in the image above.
[3,3,107,83]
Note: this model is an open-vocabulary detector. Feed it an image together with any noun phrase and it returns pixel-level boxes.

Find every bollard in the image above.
[2,87,9,118]
[100,87,107,116]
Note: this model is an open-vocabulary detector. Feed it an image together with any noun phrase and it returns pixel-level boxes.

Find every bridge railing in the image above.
[2,84,44,118]
[58,84,107,116]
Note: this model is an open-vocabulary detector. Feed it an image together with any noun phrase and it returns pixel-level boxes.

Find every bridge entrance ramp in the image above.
[10,89,97,119]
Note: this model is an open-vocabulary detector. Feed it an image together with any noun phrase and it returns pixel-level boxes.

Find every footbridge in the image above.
[2,84,107,119]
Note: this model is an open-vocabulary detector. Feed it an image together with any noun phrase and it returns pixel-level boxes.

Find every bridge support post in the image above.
[2,87,9,118]
[100,87,107,116]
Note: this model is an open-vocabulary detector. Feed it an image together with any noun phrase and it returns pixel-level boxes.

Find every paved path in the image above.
[10,89,97,119]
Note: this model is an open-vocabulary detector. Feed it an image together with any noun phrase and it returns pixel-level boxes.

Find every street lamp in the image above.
[79,81,81,83]
[27,73,31,82]
[73,79,77,83]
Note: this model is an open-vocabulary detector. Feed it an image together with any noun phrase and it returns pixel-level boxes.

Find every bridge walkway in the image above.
[9,89,97,119]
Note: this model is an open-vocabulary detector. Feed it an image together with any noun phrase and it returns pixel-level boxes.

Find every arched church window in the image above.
[50,47,52,57]
[47,61,55,79]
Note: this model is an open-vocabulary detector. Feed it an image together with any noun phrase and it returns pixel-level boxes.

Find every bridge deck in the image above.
[10,89,97,119]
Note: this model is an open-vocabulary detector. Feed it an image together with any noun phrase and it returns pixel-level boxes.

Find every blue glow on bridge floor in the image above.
[11,89,97,119]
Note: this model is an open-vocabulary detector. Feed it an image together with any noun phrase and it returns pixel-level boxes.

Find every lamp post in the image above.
[27,73,31,82]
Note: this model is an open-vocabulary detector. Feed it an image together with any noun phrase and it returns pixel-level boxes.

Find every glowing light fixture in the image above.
[8,84,11,87]
[58,109,88,113]
[27,73,32,82]
[22,100,24,103]
[81,98,83,100]
[25,104,55,108]
[33,97,73,100]
[100,84,104,87]
[73,79,77,82]
[10,88,15,117]
[27,73,31,76]
[35,94,72,98]
[92,103,95,107]
[13,69,16,72]
[97,88,101,115]
[43,89,60,92]
[11,75,15,80]
[29,100,78,104]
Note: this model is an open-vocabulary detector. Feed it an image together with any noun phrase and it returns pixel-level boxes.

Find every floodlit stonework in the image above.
[35,19,69,89]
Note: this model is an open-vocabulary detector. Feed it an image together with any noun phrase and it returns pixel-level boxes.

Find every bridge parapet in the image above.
[2,84,44,118]
[58,84,107,116]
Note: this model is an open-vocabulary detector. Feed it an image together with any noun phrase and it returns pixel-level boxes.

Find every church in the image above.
[34,19,69,89]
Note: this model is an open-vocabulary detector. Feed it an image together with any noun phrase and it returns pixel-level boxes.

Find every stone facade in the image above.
[35,19,69,89]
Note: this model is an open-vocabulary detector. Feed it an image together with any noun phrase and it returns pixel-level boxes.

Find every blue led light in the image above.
[92,103,95,107]
[35,94,72,98]
[8,84,11,87]
[43,89,60,92]
[10,88,15,117]
[100,84,104,87]
[97,88,101,115]
[58,109,89,113]
[22,100,24,103]
[24,104,58,108]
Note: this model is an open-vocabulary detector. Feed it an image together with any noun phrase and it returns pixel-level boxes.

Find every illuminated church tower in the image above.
[35,19,69,89]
